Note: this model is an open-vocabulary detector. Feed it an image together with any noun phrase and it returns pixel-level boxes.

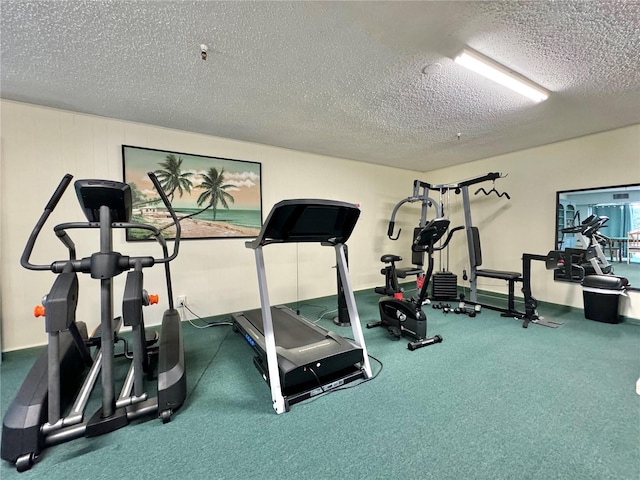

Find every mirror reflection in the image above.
[555,184,640,290]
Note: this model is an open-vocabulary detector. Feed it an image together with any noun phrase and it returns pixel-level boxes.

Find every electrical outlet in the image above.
[177,295,187,307]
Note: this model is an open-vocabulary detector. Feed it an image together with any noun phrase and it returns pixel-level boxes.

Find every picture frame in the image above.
[122,145,262,241]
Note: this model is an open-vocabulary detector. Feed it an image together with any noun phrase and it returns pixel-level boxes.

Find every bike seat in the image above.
[381,254,402,263]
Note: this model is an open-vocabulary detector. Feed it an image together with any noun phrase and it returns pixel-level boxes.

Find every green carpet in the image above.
[1,289,639,479]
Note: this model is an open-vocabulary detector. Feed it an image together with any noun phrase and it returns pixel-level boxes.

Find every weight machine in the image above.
[376,180,461,301]
[386,173,513,304]
[382,172,563,327]
[453,173,562,327]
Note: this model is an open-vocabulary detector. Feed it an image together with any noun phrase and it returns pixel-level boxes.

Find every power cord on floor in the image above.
[316,308,338,322]
[182,304,233,329]
[178,303,235,401]
[338,354,384,389]
[185,327,233,402]
[290,303,331,323]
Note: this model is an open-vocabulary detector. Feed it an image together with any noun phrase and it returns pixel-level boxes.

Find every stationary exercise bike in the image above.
[1,172,186,472]
[367,218,462,351]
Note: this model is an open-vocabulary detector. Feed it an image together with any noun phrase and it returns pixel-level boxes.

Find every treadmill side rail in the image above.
[335,243,372,379]
[254,246,287,414]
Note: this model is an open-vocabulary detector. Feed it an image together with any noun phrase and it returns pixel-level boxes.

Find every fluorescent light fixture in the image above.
[454,48,549,103]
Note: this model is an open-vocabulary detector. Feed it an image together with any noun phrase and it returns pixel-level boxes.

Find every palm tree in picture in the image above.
[154,154,193,202]
[196,167,235,221]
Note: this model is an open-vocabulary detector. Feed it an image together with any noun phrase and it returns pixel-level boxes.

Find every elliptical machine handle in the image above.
[147,171,181,263]
[21,174,74,271]
[45,174,74,211]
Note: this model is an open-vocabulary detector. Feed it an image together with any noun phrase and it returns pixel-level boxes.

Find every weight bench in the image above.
[470,227,523,316]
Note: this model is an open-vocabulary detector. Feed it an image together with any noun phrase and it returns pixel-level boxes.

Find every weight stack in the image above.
[431,271,458,300]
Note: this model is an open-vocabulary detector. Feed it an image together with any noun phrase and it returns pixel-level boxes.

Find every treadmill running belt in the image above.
[241,306,327,350]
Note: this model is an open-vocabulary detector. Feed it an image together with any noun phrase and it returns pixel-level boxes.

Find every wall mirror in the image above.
[555,183,640,291]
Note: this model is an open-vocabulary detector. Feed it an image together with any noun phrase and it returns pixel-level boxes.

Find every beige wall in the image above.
[1,100,638,352]
[0,100,421,351]
[423,124,640,319]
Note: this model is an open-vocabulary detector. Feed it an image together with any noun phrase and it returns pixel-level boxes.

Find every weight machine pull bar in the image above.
[415,172,504,191]
[387,192,442,240]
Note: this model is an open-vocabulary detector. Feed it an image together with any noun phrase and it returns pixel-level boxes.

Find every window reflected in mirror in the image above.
[555,184,640,291]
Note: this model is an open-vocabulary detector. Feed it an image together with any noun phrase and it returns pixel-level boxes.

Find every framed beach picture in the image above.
[122,145,262,241]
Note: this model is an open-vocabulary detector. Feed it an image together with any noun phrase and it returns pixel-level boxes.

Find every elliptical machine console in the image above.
[1,172,186,472]
[368,218,462,351]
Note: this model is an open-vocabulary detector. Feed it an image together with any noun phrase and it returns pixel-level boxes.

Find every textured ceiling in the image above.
[2,1,639,172]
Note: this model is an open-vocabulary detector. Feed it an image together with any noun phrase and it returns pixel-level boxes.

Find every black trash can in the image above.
[581,275,629,324]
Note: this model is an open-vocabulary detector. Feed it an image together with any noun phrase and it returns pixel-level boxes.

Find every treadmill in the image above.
[232,199,373,414]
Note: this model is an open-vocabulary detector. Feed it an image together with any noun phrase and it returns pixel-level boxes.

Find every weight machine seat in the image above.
[377,267,422,279]
[473,269,522,318]
[396,267,423,278]
[475,269,522,282]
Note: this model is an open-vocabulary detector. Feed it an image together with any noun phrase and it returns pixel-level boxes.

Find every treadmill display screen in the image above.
[290,206,347,238]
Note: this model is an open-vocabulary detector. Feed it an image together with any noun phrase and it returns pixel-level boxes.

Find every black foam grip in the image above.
[45,174,73,211]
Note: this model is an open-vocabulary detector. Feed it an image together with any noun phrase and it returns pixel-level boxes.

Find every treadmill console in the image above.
[250,199,360,247]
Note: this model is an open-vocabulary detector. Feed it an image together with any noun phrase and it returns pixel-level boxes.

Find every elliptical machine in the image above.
[556,214,612,281]
[367,218,462,351]
[1,172,186,472]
